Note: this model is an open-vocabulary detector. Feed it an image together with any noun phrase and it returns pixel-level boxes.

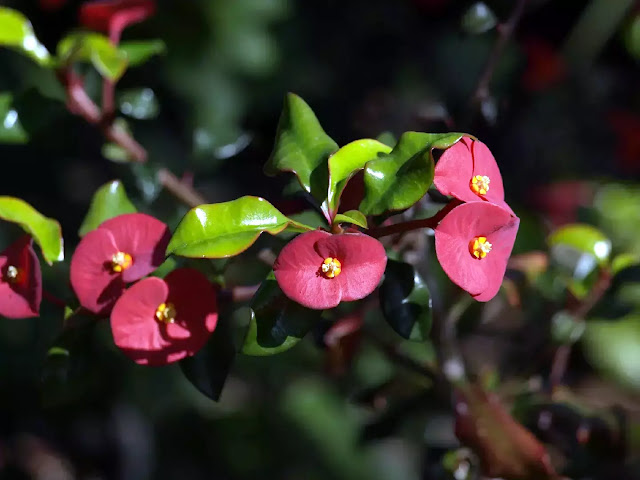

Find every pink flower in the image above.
[434,137,511,212]
[273,230,387,310]
[110,268,218,366]
[79,0,156,43]
[70,213,170,315]
[0,236,42,318]
[435,202,519,302]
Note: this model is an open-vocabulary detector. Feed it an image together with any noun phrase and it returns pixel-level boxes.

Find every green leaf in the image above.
[333,210,368,229]
[179,307,248,401]
[582,315,640,391]
[264,93,338,207]
[78,180,137,237]
[461,2,498,34]
[376,131,397,148]
[326,139,391,216]
[550,310,585,345]
[0,196,63,264]
[0,7,51,66]
[0,92,28,144]
[379,260,432,341]
[242,273,322,355]
[623,12,640,60]
[360,132,463,216]
[118,88,158,120]
[57,32,127,81]
[119,39,166,67]
[612,253,640,275]
[548,224,611,266]
[167,196,314,258]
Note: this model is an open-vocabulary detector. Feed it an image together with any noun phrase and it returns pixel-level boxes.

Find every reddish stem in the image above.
[43,290,66,309]
[368,199,461,239]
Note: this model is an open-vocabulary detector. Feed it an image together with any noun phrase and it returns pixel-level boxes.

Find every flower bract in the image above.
[0,235,42,319]
[273,230,387,310]
[434,202,519,302]
[434,137,510,211]
[70,213,170,314]
[79,0,156,42]
[110,268,218,366]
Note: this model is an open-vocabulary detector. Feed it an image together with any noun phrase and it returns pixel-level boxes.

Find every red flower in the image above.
[521,38,566,92]
[435,202,519,302]
[79,0,156,43]
[70,213,170,315]
[0,236,42,318]
[273,230,387,310]
[434,137,511,212]
[110,268,218,366]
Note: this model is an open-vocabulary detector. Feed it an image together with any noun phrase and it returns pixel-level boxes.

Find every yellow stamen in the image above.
[111,251,133,273]
[469,236,492,259]
[470,175,490,196]
[5,265,19,283]
[321,257,342,278]
[155,302,177,324]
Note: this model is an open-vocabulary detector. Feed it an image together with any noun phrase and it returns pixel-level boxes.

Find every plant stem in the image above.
[470,0,528,109]
[43,290,66,309]
[58,69,207,208]
[548,269,612,391]
[368,199,461,239]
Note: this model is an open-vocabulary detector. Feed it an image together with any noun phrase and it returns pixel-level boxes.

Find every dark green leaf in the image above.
[167,196,314,258]
[57,32,127,81]
[179,308,248,401]
[376,131,397,148]
[380,260,432,341]
[360,132,463,216]
[550,310,585,345]
[326,139,391,216]
[264,93,338,207]
[242,273,322,355]
[548,224,611,266]
[78,180,137,237]
[0,92,28,143]
[0,7,52,66]
[119,39,166,66]
[118,88,158,120]
[333,210,368,229]
[0,196,64,264]
[624,12,640,60]
[461,2,498,34]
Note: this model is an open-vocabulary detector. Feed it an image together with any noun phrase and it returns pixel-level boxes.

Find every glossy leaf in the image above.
[612,253,640,275]
[0,93,28,144]
[380,260,432,341]
[360,132,463,216]
[333,210,368,229]
[582,315,640,391]
[167,196,314,259]
[548,223,611,266]
[78,180,137,237]
[242,273,322,356]
[461,2,498,34]
[326,139,391,217]
[0,196,63,264]
[0,7,52,66]
[57,33,127,81]
[118,88,158,120]
[119,39,166,66]
[179,307,247,401]
[264,93,338,206]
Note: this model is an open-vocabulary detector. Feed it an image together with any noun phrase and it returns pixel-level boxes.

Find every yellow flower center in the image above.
[5,265,19,283]
[469,236,492,259]
[321,257,342,278]
[155,302,177,324]
[111,251,133,273]
[470,175,490,196]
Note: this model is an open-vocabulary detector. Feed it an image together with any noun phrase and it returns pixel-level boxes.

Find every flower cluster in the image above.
[70,213,218,366]
[433,137,520,301]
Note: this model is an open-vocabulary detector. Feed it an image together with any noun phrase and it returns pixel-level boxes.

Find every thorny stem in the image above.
[548,269,612,392]
[58,69,207,208]
[368,199,461,239]
[469,0,528,109]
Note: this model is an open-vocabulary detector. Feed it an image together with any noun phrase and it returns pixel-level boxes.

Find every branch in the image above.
[157,168,207,208]
[470,0,528,108]
[368,199,461,239]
